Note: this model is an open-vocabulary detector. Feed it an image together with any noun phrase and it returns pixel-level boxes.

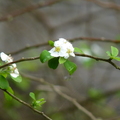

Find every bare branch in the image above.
[0,0,63,22]
[22,73,98,120]
[0,88,52,120]
[9,37,120,55]
[0,56,39,69]
[86,0,120,10]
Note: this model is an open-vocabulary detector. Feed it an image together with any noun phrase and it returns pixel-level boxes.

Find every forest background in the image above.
[0,0,120,120]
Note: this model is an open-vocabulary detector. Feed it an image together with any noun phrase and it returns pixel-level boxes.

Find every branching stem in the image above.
[0,88,52,120]
[0,54,120,71]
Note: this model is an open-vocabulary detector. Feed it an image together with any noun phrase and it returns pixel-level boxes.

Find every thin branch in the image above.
[9,42,48,55]
[0,53,120,71]
[0,56,39,69]
[22,73,98,120]
[54,87,97,120]
[86,0,120,10]
[0,0,63,22]
[55,85,120,114]
[9,37,120,55]
[0,88,52,120]
[69,37,120,43]
[75,53,120,70]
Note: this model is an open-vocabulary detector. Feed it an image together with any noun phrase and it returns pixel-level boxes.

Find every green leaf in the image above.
[11,75,22,83]
[106,51,111,57]
[111,46,119,57]
[74,47,84,54]
[38,98,45,102]
[4,87,14,101]
[40,50,53,63]
[29,92,36,100]
[31,97,46,108]
[48,40,54,47]
[31,101,37,108]
[0,75,9,89]
[0,70,8,78]
[64,60,77,75]
[111,56,120,61]
[48,57,59,69]
[59,57,67,64]
[36,98,46,107]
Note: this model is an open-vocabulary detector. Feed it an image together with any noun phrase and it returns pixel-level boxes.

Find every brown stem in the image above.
[0,0,63,22]
[9,37,120,55]
[1,89,52,120]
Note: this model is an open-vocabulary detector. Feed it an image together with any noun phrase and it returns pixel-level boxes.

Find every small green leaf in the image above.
[29,92,36,100]
[38,98,45,102]
[48,57,59,69]
[106,51,111,57]
[59,57,67,64]
[31,97,46,108]
[36,98,46,107]
[38,101,46,106]
[74,47,84,54]
[111,46,119,57]
[0,75,9,89]
[4,87,14,101]
[48,40,54,47]
[40,50,53,63]
[31,101,37,108]
[0,70,8,78]
[11,75,22,82]
[64,60,77,75]
[112,56,120,61]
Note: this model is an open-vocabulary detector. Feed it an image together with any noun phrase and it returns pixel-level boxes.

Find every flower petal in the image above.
[49,38,75,59]
[0,52,13,62]
[10,72,19,78]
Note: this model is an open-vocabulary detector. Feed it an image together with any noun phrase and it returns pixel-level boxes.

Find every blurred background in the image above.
[0,0,120,120]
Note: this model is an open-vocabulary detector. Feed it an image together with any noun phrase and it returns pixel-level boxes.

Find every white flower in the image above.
[0,52,13,62]
[49,38,75,59]
[0,52,19,78]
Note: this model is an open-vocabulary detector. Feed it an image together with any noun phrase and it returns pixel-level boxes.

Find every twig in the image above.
[54,87,97,120]
[0,56,39,69]
[9,37,120,55]
[0,0,63,22]
[22,73,98,120]
[75,53,120,70]
[9,42,48,55]
[0,53,120,71]
[0,88,52,120]
[86,0,120,10]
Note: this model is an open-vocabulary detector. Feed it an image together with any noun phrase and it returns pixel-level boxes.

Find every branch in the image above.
[9,37,120,55]
[0,0,62,22]
[75,53,120,70]
[0,53,120,71]
[22,73,98,120]
[0,88,52,120]
[0,56,39,69]
[86,0,120,10]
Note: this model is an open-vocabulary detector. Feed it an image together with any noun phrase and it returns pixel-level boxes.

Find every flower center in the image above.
[67,49,72,54]
[55,47,61,52]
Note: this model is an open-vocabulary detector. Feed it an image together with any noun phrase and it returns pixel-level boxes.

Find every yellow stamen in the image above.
[67,49,72,54]
[55,47,61,52]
